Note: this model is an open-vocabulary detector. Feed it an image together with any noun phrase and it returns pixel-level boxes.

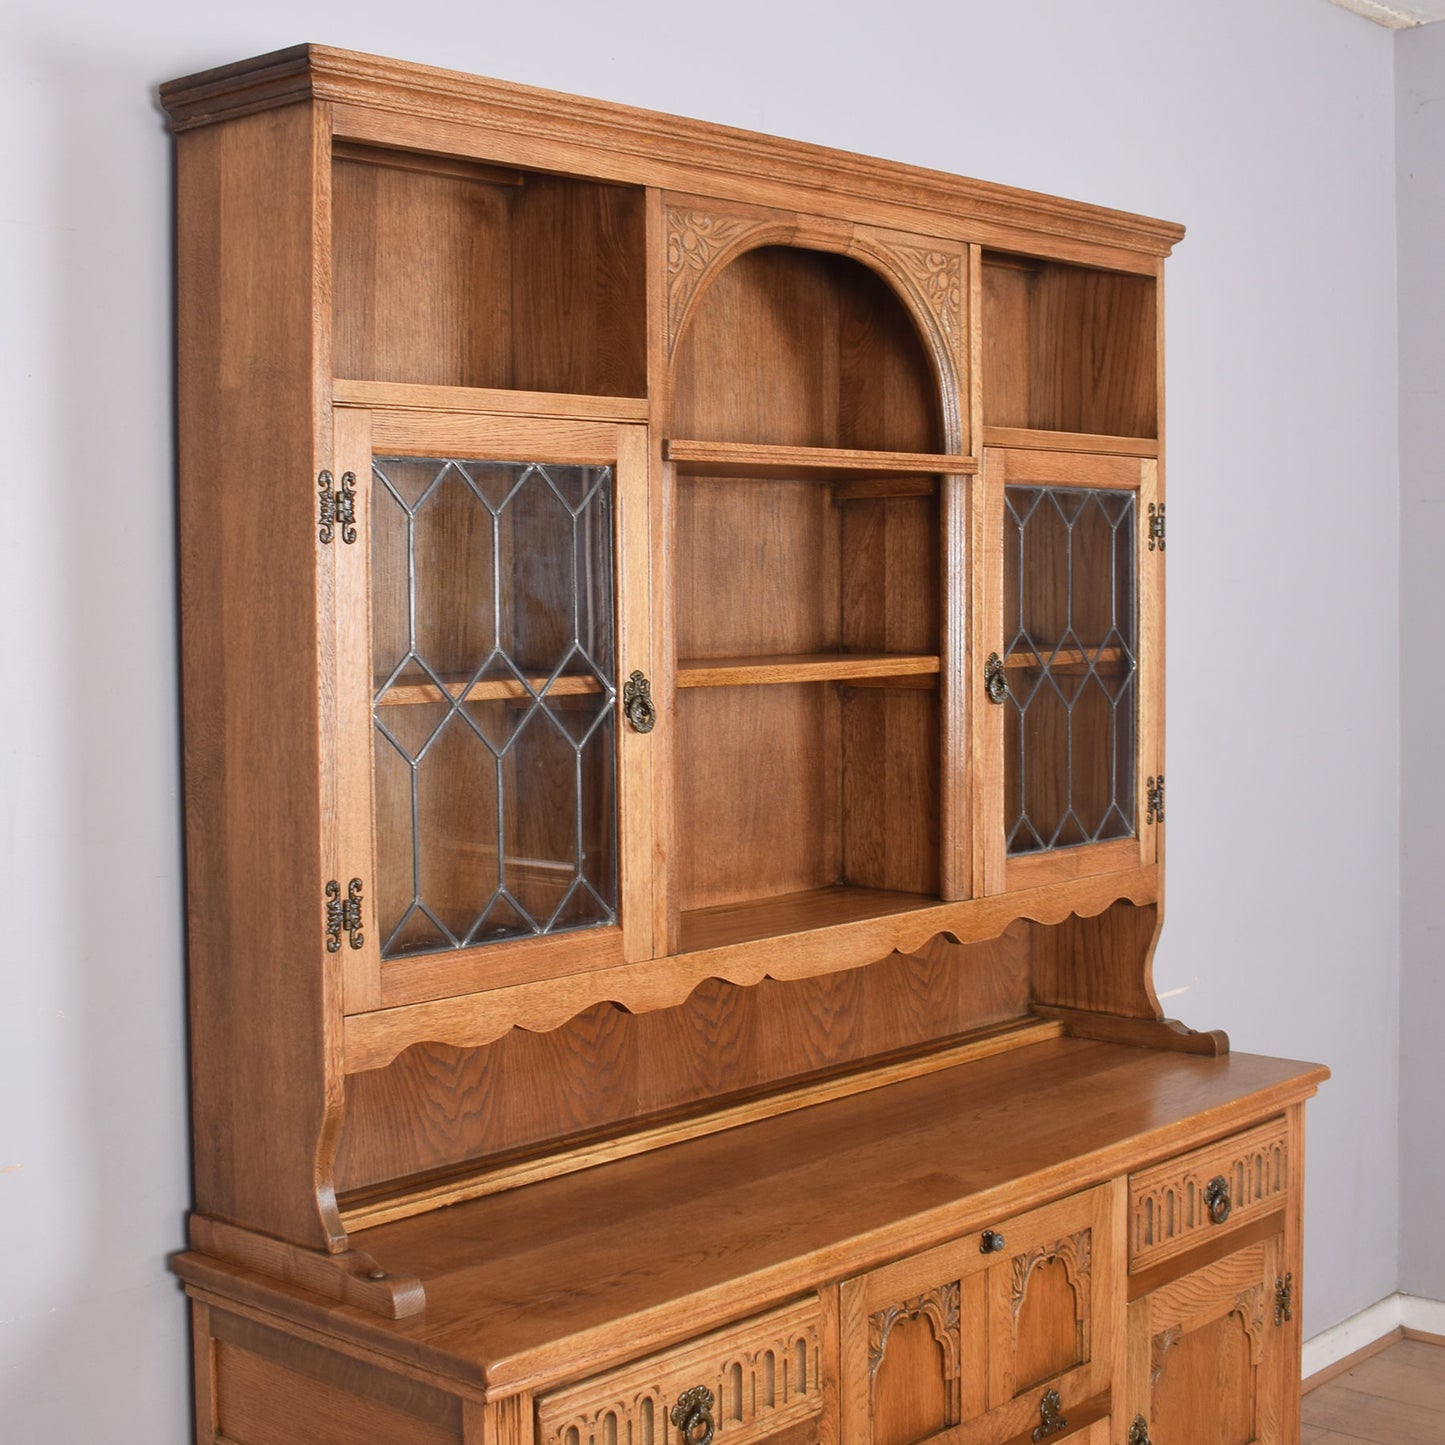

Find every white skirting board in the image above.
[1303,1293,1445,1378]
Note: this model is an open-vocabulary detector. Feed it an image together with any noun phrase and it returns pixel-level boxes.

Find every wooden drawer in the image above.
[1128,1117,1290,1272]
[535,1298,823,1445]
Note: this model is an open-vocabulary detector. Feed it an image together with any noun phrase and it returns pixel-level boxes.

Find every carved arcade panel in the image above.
[536,1299,823,1445]
[1128,1119,1289,1272]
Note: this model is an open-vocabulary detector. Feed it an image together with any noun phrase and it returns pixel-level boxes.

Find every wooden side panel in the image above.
[209,1310,461,1445]
[335,930,1032,1193]
[1028,901,1163,1019]
[176,103,345,1249]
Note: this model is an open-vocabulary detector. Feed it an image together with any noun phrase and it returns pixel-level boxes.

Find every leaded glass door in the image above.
[331,408,655,1014]
[977,448,1160,895]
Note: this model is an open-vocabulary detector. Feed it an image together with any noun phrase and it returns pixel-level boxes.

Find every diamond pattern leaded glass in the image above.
[1003,484,1137,855]
[371,457,618,960]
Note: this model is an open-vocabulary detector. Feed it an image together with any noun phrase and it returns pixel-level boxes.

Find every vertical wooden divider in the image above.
[974,450,1007,897]
[617,422,656,965]
[332,406,383,1015]
[1137,457,1163,870]
[941,471,971,901]
[645,186,675,959]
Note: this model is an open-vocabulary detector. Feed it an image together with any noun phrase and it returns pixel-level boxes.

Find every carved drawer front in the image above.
[1128,1118,1290,1273]
[535,1298,823,1445]
[840,1183,1120,1445]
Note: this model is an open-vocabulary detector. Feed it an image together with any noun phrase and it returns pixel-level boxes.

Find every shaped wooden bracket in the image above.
[189,1214,426,1318]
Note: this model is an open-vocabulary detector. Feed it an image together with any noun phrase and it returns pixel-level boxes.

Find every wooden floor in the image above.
[1303,1337,1445,1444]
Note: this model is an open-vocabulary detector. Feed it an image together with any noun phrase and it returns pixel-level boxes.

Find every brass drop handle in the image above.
[980,1228,1007,1254]
[985,651,1008,704]
[1203,1175,1232,1224]
[1128,1416,1152,1445]
[671,1384,715,1445]
[623,669,657,734]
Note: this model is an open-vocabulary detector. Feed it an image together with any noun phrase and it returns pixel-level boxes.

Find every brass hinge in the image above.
[1275,1272,1294,1326]
[1146,775,1165,825]
[1031,1389,1068,1441]
[325,878,364,952]
[1148,501,1166,552]
[319,470,358,545]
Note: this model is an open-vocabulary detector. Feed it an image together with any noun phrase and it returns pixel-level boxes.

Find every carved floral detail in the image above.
[665,208,760,354]
[886,243,965,353]
[869,1281,962,1382]
[1011,1229,1093,1320]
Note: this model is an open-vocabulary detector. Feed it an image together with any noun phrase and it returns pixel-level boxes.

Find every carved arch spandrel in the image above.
[849,226,967,452]
[663,202,967,456]
[868,1280,962,1382]
[664,200,798,357]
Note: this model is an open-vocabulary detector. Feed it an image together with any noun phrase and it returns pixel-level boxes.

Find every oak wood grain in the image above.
[175,100,346,1252]
[179,1044,1323,1399]
[160,48,1185,266]
[336,934,1036,1204]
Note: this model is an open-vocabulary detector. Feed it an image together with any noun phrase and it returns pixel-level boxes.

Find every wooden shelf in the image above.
[678,885,938,955]
[678,653,940,689]
[1003,645,1129,673]
[335,378,648,422]
[665,439,975,480]
[982,426,1158,457]
[376,672,606,706]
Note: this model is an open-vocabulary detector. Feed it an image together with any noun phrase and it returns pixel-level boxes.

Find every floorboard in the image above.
[1301,1338,1445,1445]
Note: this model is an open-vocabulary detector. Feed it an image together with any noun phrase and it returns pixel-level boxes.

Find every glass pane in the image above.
[1003,484,1137,856]
[371,456,619,960]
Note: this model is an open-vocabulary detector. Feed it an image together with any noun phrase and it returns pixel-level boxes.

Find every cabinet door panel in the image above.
[1131,1236,1286,1445]
[334,409,656,1014]
[841,1184,1118,1445]
[985,1189,1117,1413]
[978,448,1161,896]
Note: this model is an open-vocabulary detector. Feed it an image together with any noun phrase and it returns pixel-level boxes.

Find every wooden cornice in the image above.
[159,44,1185,261]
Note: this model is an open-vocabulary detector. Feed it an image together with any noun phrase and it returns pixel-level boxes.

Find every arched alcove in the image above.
[672,245,946,453]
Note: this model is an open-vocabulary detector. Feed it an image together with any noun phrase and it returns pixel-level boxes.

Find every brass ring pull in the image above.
[1203,1175,1232,1224]
[670,1385,715,1445]
[623,670,657,734]
[985,652,1008,705]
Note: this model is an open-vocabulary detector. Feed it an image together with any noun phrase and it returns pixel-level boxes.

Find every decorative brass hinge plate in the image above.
[319,469,358,545]
[1128,1417,1152,1445]
[1031,1388,1068,1441]
[325,878,364,952]
[1147,775,1165,825]
[1148,501,1166,551]
[1275,1271,1294,1326]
